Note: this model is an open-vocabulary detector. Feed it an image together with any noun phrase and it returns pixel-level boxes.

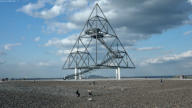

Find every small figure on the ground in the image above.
[76,89,80,97]
[88,89,93,96]
[88,89,93,101]
[160,79,163,83]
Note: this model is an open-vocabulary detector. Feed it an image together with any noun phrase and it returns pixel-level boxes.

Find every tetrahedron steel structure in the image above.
[63,4,135,80]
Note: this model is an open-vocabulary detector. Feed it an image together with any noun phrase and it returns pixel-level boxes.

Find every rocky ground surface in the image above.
[0,79,192,108]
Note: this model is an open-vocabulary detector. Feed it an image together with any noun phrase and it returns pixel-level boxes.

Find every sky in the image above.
[0,0,192,78]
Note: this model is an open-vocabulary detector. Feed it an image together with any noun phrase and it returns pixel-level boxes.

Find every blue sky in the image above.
[0,0,192,78]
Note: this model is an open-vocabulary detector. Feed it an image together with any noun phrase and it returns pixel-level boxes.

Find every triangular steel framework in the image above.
[63,3,135,79]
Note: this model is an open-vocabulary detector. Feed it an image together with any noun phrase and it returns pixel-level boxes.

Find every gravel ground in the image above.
[0,79,192,108]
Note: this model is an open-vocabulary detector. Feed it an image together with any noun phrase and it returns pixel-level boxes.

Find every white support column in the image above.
[118,67,121,80]
[116,69,118,80]
[75,68,77,80]
[78,69,82,80]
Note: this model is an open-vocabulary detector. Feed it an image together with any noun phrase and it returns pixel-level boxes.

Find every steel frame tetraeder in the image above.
[63,3,135,79]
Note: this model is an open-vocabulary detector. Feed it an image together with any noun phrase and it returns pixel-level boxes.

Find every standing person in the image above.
[76,89,80,97]
[160,79,164,87]
[160,79,163,83]
[88,89,93,101]
[88,90,92,96]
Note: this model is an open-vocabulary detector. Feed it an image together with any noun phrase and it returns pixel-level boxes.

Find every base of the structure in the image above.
[75,68,77,80]
[116,67,120,80]
[79,69,82,80]
[75,68,82,80]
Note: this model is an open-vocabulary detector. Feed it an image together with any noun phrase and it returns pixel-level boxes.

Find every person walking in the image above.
[76,89,80,97]
[88,89,93,101]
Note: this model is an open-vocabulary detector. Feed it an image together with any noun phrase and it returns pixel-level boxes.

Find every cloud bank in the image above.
[141,50,192,65]
[4,43,22,51]
[18,0,192,46]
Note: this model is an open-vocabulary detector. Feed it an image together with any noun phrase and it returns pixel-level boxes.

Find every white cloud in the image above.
[44,22,79,34]
[17,0,90,20]
[56,47,85,55]
[141,50,192,65]
[17,0,47,17]
[57,49,69,55]
[37,62,51,66]
[70,1,117,23]
[61,57,66,62]
[70,0,192,46]
[188,0,192,5]
[184,30,192,35]
[115,26,149,46]
[133,47,162,51]
[17,0,65,19]
[71,8,91,23]
[34,37,40,42]
[183,61,192,68]
[4,43,22,51]
[37,4,64,19]
[71,0,88,7]
[44,34,77,47]
[18,62,27,66]
[57,49,74,55]
[18,0,192,38]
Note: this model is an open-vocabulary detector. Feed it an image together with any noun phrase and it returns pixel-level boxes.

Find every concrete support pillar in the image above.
[118,67,120,80]
[75,68,77,80]
[116,67,121,80]
[78,69,82,80]
[116,69,118,80]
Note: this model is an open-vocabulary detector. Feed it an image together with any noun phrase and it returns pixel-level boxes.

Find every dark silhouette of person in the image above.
[88,90,92,96]
[88,89,93,101]
[76,89,80,97]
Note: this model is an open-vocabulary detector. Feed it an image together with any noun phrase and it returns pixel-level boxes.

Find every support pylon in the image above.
[116,69,118,80]
[118,67,120,80]
[75,68,77,80]
[78,69,82,80]
[116,67,121,80]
